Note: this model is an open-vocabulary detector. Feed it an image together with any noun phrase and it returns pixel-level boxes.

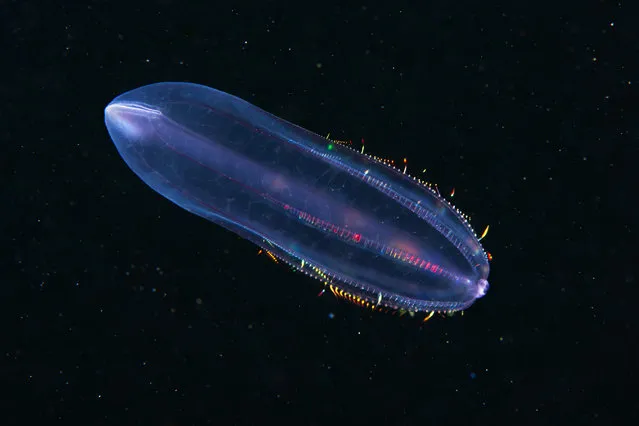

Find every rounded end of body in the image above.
[104,102,160,144]
[475,279,489,298]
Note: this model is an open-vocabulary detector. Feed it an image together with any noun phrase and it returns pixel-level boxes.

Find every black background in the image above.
[3,0,637,424]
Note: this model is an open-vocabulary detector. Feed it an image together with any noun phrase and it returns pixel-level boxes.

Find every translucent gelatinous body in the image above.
[104,82,490,313]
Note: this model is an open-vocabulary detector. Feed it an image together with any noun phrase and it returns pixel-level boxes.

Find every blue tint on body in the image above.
[105,82,490,312]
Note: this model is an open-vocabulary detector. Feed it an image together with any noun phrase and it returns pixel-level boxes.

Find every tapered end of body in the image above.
[104,102,160,145]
